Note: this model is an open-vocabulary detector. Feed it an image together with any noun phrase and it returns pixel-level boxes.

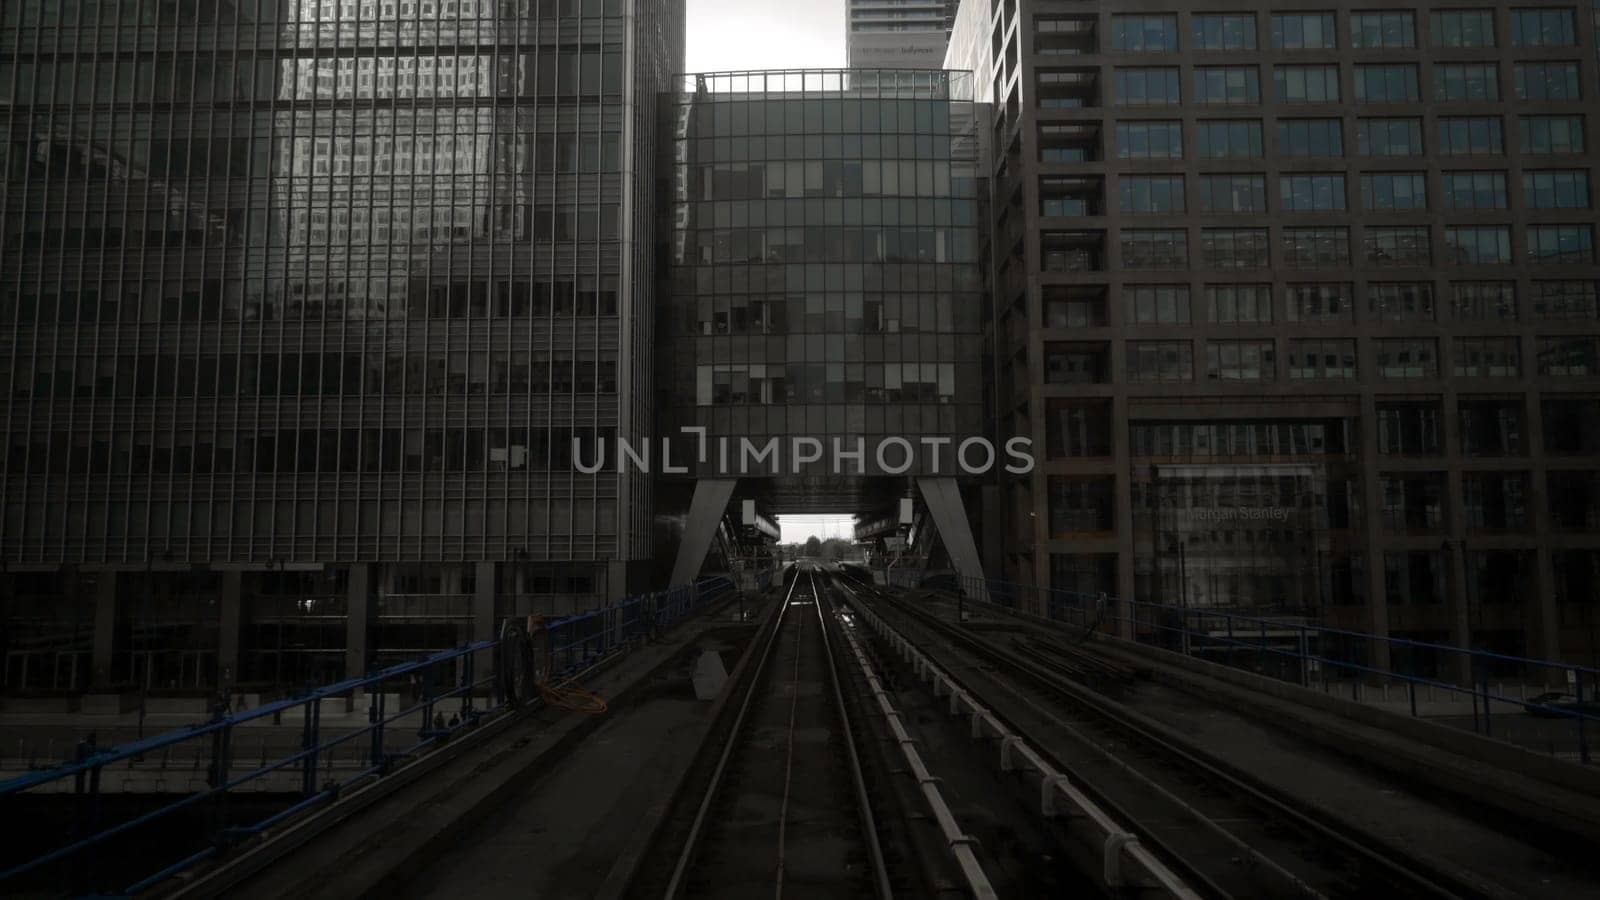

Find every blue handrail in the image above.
[0,575,737,895]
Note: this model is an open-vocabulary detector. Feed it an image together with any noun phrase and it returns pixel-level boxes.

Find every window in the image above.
[1042,231,1107,272]
[1530,280,1597,319]
[1376,338,1440,377]
[1200,228,1271,268]
[1445,226,1512,264]
[1114,67,1181,105]
[1453,281,1518,321]
[1121,228,1188,268]
[1127,340,1194,382]
[1539,336,1599,374]
[1116,121,1183,158]
[1289,339,1357,379]
[1046,286,1110,327]
[1459,396,1525,455]
[1038,69,1100,108]
[1047,344,1112,384]
[1520,115,1585,154]
[1382,474,1448,531]
[1192,14,1257,50]
[1354,64,1421,102]
[1041,176,1104,216]
[1041,123,1103,162]
[1510,7,1577,46]
[1440,171,1508,209]
[1366,226,1432,266]
[1198,174,1268,212]
[1523,170,1590,209]
[1515,62,1582,100]
[1378,400,1443,454]
[1357,118,1424,156]
[1370,282,1437,321]
[1124,285,1192,324]
[1120,175,1185,213]
[1438,116,1504,155]
[1195,119,1264,158]
[1047,400,1113,457]
[1285,283,1355,322]
[1274,65,1340,102]
[1282,227,1351,266]
[1206,284,1273,323]
[1272,13,1338,49]
[1351,11,1416,48]
[1463,473,1530,531]
[1434,63,1500,101]
[1207,340,1276,380]
[1279,119,1343,157]
[1194,66,1261,105]
[1111,14,1180,51]
[1455,337,1521,377]
[1361,172,1428,210]
[1431,10,1496,47]
[1544,396,1600,452]
[1528,224,1595,263]
[1280,174,1346,211]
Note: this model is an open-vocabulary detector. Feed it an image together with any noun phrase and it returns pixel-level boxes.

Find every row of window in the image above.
[1084,115,1580,162]
[1054,396,1600,460]
[1,0,623,27]
[3,425,621,478]
[1112,280,1597,325]
[1045,224,1596,271]
[4,350,620,400]
[1116,335,1597,383]
[1106,9,1575,53]
[1099,62,1582,107]
[1097,171,1592,214]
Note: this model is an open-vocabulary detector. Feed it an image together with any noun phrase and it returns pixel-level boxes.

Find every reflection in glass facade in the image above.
[657,70,987,487]
[1,1,680,692]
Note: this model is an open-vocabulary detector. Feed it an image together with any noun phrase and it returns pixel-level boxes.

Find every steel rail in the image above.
[866,577,1495,900]
[808,570,896,900]
[833,575,1205,900]
[827,575,1000,900]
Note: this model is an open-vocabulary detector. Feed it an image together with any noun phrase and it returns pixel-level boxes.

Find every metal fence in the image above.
[887,570,1596,765]
[0,575,735,895]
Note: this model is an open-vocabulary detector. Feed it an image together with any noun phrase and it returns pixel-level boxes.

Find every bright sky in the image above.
[687,0,846,73]
[779,514,856,545]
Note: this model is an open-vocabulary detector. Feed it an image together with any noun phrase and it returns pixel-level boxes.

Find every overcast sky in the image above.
[687,0,846,73]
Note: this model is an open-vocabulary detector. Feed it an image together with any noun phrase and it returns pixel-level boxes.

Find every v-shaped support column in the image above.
[669,479,738,588]
[917,477,986,585]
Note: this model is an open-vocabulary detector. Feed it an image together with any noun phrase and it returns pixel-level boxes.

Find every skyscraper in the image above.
[847,0,960,70]
[948,1,1600,671]
[0,1,682,695]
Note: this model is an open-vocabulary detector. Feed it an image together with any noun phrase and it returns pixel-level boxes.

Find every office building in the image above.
[0,0,682,694]
[948,0,1600,671]
[847,0,961,70]
[655,68,992,588]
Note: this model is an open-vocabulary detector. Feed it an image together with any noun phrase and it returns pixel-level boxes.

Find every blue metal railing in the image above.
[0,575,736,895]
[886,570,1597,765]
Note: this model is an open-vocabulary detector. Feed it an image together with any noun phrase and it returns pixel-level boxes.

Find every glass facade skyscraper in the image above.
[0,0,681,694]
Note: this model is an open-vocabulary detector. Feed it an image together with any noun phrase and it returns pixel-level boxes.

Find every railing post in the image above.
[1298,626,1309,687]
[1482,668,1493,739]
[1408,680,1417,717]
[369,688,385,773]
[301,698,321,796]
[1577,673,1591,765]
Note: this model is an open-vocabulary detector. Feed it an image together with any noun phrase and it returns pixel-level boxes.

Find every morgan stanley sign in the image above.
[574,430,1035,476]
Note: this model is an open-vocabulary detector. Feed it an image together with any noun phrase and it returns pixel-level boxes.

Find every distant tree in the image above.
[803,536,823,557]
[821,537,851,560]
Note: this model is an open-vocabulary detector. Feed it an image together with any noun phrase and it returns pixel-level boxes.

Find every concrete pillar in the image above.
[91,571,116,688]
[218,570,242,692]
[607,560,630,603]
[1356,392,1392,673]
[669,479,737,588]
[473,561,496,643]
[345,563,371,680]
[917,477,986,586]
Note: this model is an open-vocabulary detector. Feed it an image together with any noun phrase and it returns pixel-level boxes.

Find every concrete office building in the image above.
[0,0,681,696]
[847,0,961,70]
[655,68,992,589]
[948,0,1600,672]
